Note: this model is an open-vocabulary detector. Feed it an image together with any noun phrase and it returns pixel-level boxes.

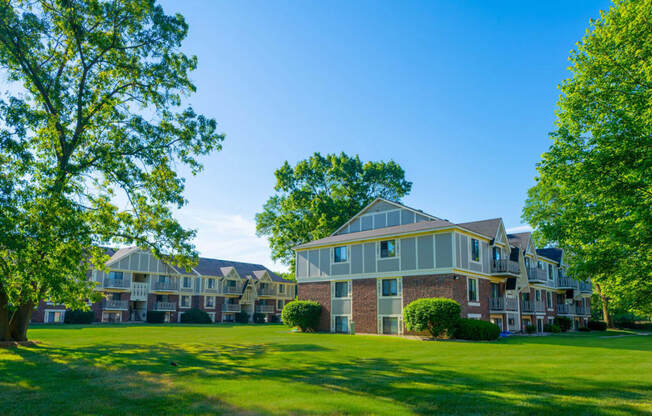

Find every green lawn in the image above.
[1,325,651,415]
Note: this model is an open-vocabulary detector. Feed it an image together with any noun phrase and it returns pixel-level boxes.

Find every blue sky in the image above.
[157,0,612,271]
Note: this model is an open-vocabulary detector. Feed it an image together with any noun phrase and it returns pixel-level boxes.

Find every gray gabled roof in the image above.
[195,257,287,283]
[507,232,531,251]
[536,248,563,264]
[456,218,502,240]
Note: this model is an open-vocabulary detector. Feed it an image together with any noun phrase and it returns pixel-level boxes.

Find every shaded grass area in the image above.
[1,324,651,415]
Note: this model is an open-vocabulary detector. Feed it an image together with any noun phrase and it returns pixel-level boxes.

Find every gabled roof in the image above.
[507,232,531,250]
[536,248,563,264]
[456,218,502,240]
[107,247,139,265]
[195,257,286,282]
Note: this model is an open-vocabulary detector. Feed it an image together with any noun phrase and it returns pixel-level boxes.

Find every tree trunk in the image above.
[595,283,614,328]
[9,302,34,341]
[0,291,11,341]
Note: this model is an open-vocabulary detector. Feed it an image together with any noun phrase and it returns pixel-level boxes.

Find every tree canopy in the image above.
[522,0,652,323]
[256,152,412,272]
[0,0,223,340]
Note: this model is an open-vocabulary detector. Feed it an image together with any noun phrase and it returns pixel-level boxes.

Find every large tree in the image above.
[522,0,652,327]
[256,152,412,272]
[0,0,223,341]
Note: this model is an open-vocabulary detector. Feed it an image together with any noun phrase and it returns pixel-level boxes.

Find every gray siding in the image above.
[319,249,330,277]
[297,251,308,278]
[401,210,415,225]
[349,218,361,233]
[361,216,373,231]
[378,258,400,273]
[331,262,350,275]
[350,244,363,274]
[482,241,490,274]
[459,234,469,269]
[363,243,376,273]
[308,250,320,277]
[417,235,434,269]
[400,237,417,270]
[374,213,387,228]
[332,299,352,315]
[387,210,400,227]
[366,200,396,213]
[379,298,402,315]
[435,233,453,268]
[415,214,430,222]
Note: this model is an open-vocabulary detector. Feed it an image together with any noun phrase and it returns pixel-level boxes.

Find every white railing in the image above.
[223,303,241,312]
[152,281,178,291]
[154,302,176,311]
[489,297,505,311]
[104,299,128,310]
[255,305,275,313]
[505,297,519,311]
[131,282,148,300]
[535,301,546,313]
[258,287,277,296]
[224,285,242,295]
[491,259,520,275]
[103,278,130,289]
[556,304,575,315]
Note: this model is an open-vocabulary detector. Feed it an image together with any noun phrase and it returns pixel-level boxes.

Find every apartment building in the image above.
[294,198,592,335]
[32,247,296,324]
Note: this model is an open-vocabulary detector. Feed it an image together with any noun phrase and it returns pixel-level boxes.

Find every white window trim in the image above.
[179,295,191,309]
[378,314,404,335]
[206,278,216,289]
[181,277,193,289]
[333,280,352,299]
[333,245,350,264]
[204,296,216,309]
[378,239,400,260]
[331,314,353,333]
[467,277,479,303]
[379,277,401,298]
[469,238,482,264]
[207,312,216,323]
[44,309,66,323]
[467,313,482,319]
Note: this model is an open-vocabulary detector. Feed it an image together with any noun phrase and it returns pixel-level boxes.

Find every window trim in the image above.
[333,246,349,264]
[378,314,402,335]
[204,296,216,309]
[333,315,351,334]
[379,239,398,259]
[179,295,191,309]
[181,276,192,289]
[467,277,479,303]
[470,238,481,263]
[381,278,399,297]
[334,281,350,299]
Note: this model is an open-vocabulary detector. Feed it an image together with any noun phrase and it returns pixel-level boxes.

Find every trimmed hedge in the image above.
[555,316,572,332]
[403,298,461,338]
[146,311,166,323]
[544,323,561,333]
[525,324,537,334]
[64,310,94,324]
[235,311,249,324]
[270,315,280,323]
[454,318,500,341]
[253,312,266,324]
[281,300,322,332]
[588,320,607,331]
[578,326,590,332]
[180,308,212,324]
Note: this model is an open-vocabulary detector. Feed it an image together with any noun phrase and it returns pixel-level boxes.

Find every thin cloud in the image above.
[506,225,534,234]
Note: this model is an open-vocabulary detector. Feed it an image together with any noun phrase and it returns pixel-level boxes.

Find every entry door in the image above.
[537,318,543,333]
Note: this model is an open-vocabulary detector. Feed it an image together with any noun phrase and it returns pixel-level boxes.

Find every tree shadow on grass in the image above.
[1,341,651,415]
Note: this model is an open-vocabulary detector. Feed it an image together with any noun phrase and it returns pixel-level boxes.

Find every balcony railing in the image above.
[223,303,241,312]
[152,281,178,291]
[579,281,592,293]
[258,287,277,296]
[575,306,587,315]
[535,301,546,313]
[557,276,579,289]
[491,259,520,275]
[505,297,519,311]
[202,284,219,294]
[224,285,243,295]
[154,302,176,311]
[256,305,276,313]
[104,299,128,310]
[103,278,131,289]
[526,268,546,283]
[489,297,505,311]
[521,300,534,313]
[556,303,575,315]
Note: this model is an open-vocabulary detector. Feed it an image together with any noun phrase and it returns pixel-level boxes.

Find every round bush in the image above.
[588,320,607,331]
[180,308,212,324]
[403,298,461,338]
[544,323,561,333]
[281,300,322,332]
[555,316,572,332]
[454,318,501,341]
[146,310,166,323]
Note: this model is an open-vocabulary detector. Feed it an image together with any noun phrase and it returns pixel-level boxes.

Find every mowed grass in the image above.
[1,325,651,416]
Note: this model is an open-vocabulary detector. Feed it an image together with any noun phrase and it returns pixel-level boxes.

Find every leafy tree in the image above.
[256,152,412,272]
[0,0,223,340]
[522,0,652,328]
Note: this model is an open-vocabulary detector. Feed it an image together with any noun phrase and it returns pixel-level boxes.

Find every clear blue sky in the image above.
[157,0,612,271]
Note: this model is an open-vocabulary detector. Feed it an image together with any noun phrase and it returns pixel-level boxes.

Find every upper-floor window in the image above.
[334,246,348,263]
[535,290,541,302]
[108,271,123,280]
[335,281,349,298]
[492,247,500,261]
[471,239,480,262]
[468,278,478,302]
[279,284,284,293]
[547,291,553,308]
[548,264,553,280]
[381,279,397,296]
[380,240,396,258]
[180,295,190,307]
[537,260,543,269]
[182,277,192,288]
[277,300,284,309]
[207,278,215,289]
[110,293,121,301]
[156,294,169,302]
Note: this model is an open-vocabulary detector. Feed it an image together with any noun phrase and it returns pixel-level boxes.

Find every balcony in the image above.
[131,282,148,301]
[489,297,504,311]
[223,303,241,312]
[103,278,131,289]
[557,276,579,289]
[258,287,277,297]
[491,259,520,276]
[521,300,534,313]
[224,285,243,295]
[255,304,276,313]
[575,306,587,315]
[556,303,575,315]
[526,268,547,283]
[152,281,178,292]
[202,284,219,294]
[154,302,176,311]
[104,299,128,310]
[579,281,592,293]
[535,301,546,313]
[505,297,519,311]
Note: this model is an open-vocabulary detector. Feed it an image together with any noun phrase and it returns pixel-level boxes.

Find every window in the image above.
[492,247,500,261]
[380,240,396,258]
[490,282,500,298]
[335,281,349,298]
[180,295,191,308]
[334,246,347,263]
[547,291,552,308]
[182,277,192,288]
[471,239,480,262]
[158,275,169,283]
[335,316,349,333]
[156,295,169,302]
[468,278,478,302]
[46,311,64,323]
[207,278,215,289]
[548,264,553,280]
[525,257,531,268]
[382,317,399,334]
[110,293,121,301]
[535,290,541,302]
[205,296,215,308]
[279,284,284,293]
[382,279,398,296]
[537,260,543,269]
[228,280,236,287]
[108,271,123,280]
[277,300,284,309]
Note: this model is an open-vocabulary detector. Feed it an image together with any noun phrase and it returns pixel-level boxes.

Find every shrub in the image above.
[64,310,94,324]
[525,324,537,334]
[403,298,461,338]
[180,308,212,324]
[578,326,591,332]
[235,311,249,324]
[543,323,561,333]
[454,318,500,341]
[555,316,572,332]
[270,314,280,323]
[146,311,166,323]
[281,300,322,332]
[588,320,607,331]
[253,313,266,324]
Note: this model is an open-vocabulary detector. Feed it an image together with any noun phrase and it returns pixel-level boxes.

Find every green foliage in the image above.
[63,310,95,324]
[454,318,500,341]
[403,298,461,338]
[555,316,572,332]
[180,308,212,324]
[0,0,223,341]
[270,315,280,323]
[522,0,652,320]
[578,327,591,332]
[256,152,412,271]
[146,311,166,324]
[281,300,322,332]
[525,325,537,334]
[253,313,266,324]
[544,323,561,333]
[235,312,249,324]
[588,321,607,331]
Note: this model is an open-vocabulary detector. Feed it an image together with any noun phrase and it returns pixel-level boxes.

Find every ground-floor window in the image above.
[45,310,65,323]
[223,313,235,323]
[207,312,216,323]
[381,316,399,335]
[102,312,121,323]
[537,318,544,333]
[334,316,349,333]
[467,313,482,320]
[277,300,284,310]
[491,317,503,331]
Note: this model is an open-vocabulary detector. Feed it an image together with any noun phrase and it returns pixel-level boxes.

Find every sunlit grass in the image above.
[1,324,651,415]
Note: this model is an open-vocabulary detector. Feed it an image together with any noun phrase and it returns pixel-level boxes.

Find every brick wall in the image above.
[31,300,66,323]
[297,281,330,331]
[352,278,377,334]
